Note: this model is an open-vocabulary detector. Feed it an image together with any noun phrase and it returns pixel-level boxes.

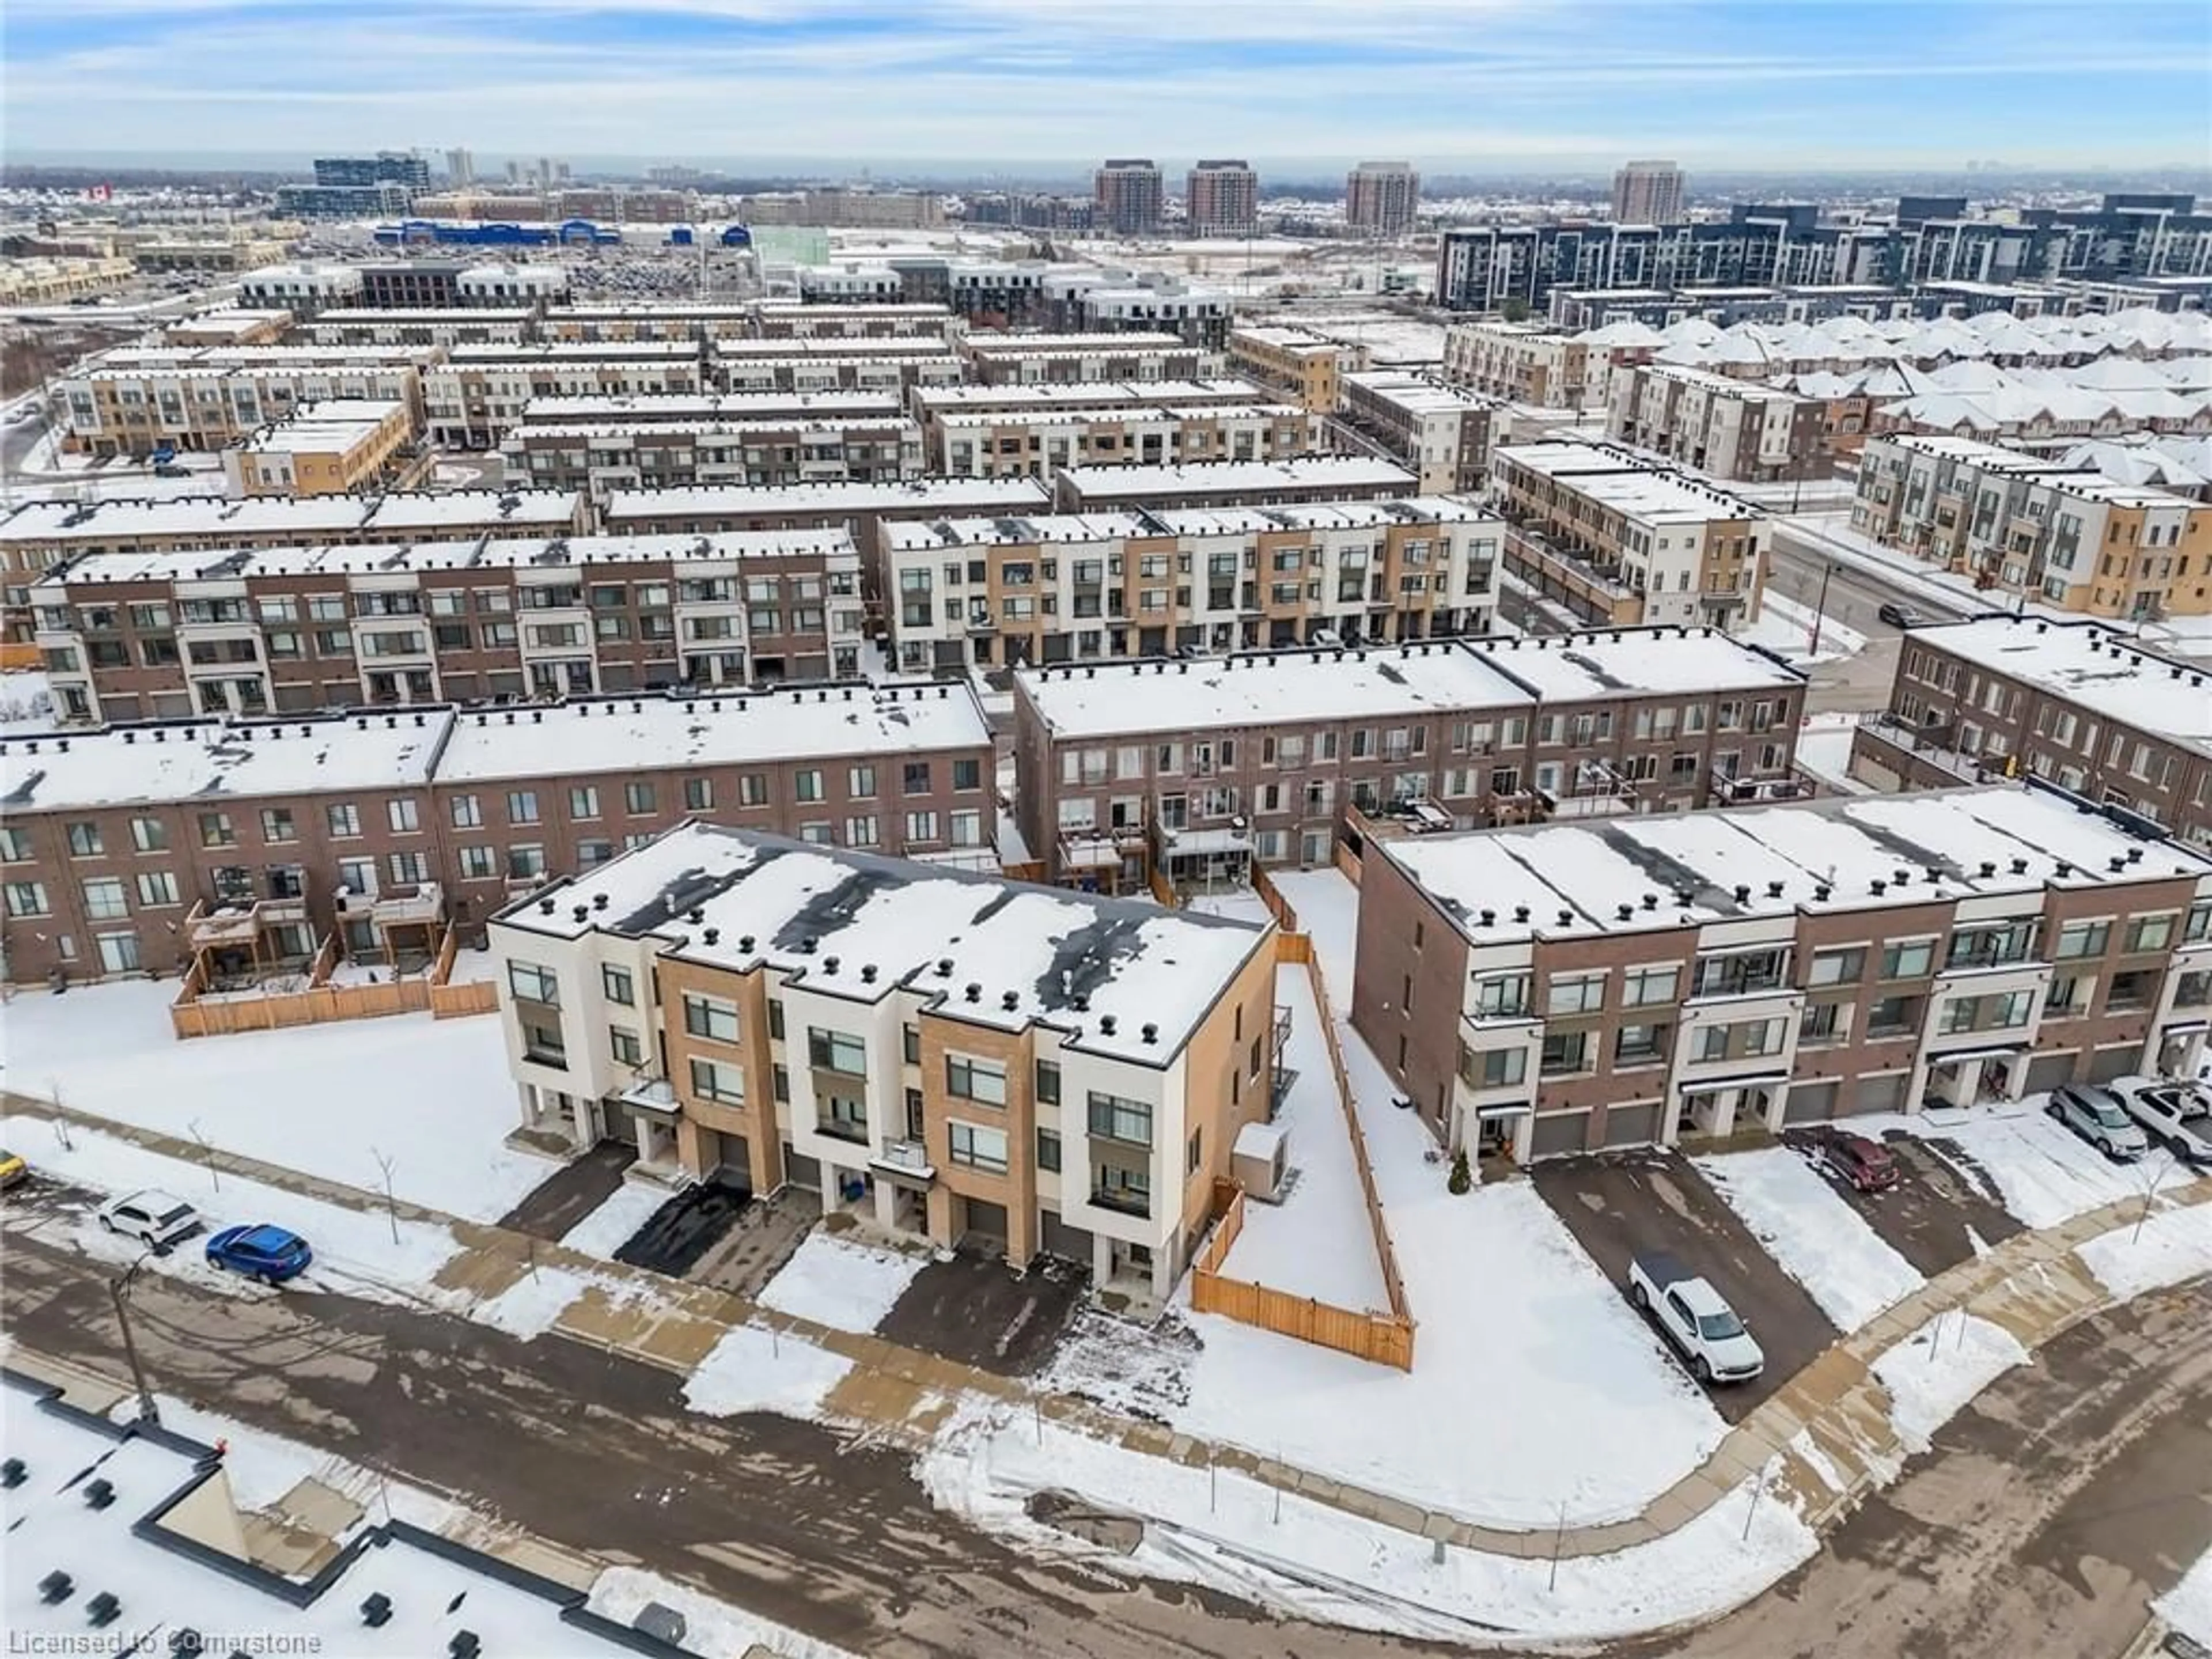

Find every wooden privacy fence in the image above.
[1189,1179,1416,1371]
[171,925,495,1037]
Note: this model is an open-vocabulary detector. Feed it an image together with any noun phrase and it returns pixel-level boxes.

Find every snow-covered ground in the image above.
[558,1181,671,1258]
[1218,964,1387,1310]
[1794,711,1873,794]
[1859,1102,2166,1229]
[0,669,56,735]
[1868,1310,2029,1453]
[683,1323,853,1419]
[1694,1146,1926,1331]
[1267,868,1359,995]
[756,1230,927,1334]
[1740,590,1869,667]
[590,1566,858,1659]
[2158,1543,2212,1649]
[3,978,548,1221]
[2075,1200,2212,1300]
[1184,888,1274,928]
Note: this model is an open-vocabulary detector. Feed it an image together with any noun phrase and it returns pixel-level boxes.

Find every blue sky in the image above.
[5,0,2207,170]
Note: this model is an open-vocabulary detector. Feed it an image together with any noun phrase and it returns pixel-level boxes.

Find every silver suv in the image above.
[2048,1085,2151,1162]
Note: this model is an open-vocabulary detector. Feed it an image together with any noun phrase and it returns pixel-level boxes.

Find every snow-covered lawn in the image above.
[2075,1200,2212,1300]
[756,1230,927,1334]
[1218,964,1388,1311]
[3,978,547,1221]
[1694,1146,1926,1331]
[683,1324,853,1420]
[1184,888,1274,928]
[1740,592,1869,667]
[1868,1310,2028,1453]
[558,1181,671,1258]
[0,669,56,734]
[2158,1544,2212,1649]
[920,1395,1816,1644]
[1856,1102,2166,1229]
[590,1566,858,1659]
[1268,867,1359,995]
[1794,711,1873,794]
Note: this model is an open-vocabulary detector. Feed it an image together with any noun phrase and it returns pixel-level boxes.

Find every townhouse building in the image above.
[501,416,926,497]
[0,491,586,642]
[537,304,763,343]
[1051,456,1418,513]
[1490,442,1770,628]
[219,399,422,498]
[957,332,1224,385]
[1338,371,1501,493]
[926,401,1312,478]
[425,343,709,448]
[1851,433,2212,619]
[1352,783,2212,1164]
[30,528,868,724]
[1441,322,1594,410]
[911,378,1273,458]
[1605,363,1828,483]
[881,497,1503,673]
[599,479,1055,549]
[485,821,1276,1293]
[237,263,366,315]
[1013,627,1808,891]
[711,346,966,397]
[516,390,907,431]
[1225,325,1372,414]
[58,347,434,458]
[1037,274,1234,350]
[746,301,964,341]
[306,309,536,348]
[0,680,996,987]
[1851,615,2212,851]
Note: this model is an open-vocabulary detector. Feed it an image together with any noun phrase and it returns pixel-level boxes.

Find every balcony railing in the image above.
[1090,1185,1151,1218]
[816,1117,869,1146]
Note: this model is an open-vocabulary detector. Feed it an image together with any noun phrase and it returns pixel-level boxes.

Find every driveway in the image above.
[1530,1150,1840,1421]
[876,1248,1088,1376]
[493,1141,631,1241]
[1781,1127,2024,1279]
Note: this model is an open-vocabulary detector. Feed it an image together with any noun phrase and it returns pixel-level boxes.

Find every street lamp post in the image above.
[112,1253,160,1426]
[1808,560,1836,657]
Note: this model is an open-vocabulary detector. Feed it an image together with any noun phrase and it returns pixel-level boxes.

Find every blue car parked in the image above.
[204,1224,314,1283]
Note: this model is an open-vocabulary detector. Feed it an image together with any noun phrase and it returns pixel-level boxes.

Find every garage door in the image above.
[2086,1046,2139,1084]
[783,1146,821,1190]
[960,1196,1010,1248]
[1602,1100,1663,1147]
[1843,1071,1907,1116]
[1039,1205,1092,1266]
[1529,1109,1590,1158]
[2022,1051,2078,1094]
[1783,1080,1838,1124]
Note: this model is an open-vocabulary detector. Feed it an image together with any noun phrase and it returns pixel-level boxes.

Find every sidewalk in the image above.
[6,1085,2208,1567]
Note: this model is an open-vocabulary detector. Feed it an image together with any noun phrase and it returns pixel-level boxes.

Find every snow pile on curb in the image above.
[757,1231,927,1334]
[558,1183,672,1259]
[1869,1312,2029,1452]
[2076,1201,2212,1300]
[2156,1545,2212,1649]
[683,1324,852,1421]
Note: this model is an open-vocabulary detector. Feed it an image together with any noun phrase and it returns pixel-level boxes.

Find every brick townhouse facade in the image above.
[1352,783,2212,1164]
[500,417,927,497]
[1013,627,1809,892]
[486,823,1277,1294]
[0,681,997,986]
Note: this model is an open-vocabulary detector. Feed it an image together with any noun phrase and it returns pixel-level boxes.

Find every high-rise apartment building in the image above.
[1612,161,1685,225]
[1184,160,1257,237]
[312,153,431,191]
[1094,159,1164,237]
[445,147,475,188]
[1345,162,1421,238]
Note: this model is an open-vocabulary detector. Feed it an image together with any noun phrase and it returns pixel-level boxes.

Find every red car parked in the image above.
[1809,1129,1900,1192]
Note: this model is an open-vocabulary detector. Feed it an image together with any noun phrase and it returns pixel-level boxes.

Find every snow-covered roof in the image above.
[498,821,1273,1067]
[603,477,1054,523]
[1492,444,1763,524]
[1907,615,2212,757]
[1465,626,1804,698]
[513,415,918,441]
[1143,497,1497,536]
[235,399,404,456]
[445,340,701,364]
[913,378,1266,411]
[0,491,582,547]
[1,709,452,813]
[437,681,989,783]
[713,336,953,359]
[1,1375,695,1658]
[1340,370,1498,414]
[963,331,1195,354]
[1055,456,1418,500]
[1388,784,2211,947]
[518,390,905,424]
[927,401,1304,429]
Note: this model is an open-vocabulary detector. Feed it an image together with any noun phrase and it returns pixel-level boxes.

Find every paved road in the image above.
[1766,526,1944,717]
[1635,1279,2212,1659]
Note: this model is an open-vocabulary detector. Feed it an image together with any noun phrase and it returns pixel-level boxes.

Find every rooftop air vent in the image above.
[539,898,555,915]
[1002,990,1020,1010]
[688,908,704,925]
[1642,893,1659,910]
[1871,878,1887,895]
[1099,1014,1118,1035]
[823,955,839,974]
[593,893,608,910]
[36,1573,71,1606]
[1617,904,1634,921]
[737,933,755,952]
[1141,1021,1158,1044]
[0,1459,23,1489]
[1766,881,1785,899]
[965,982,981,1002]
[572,904,589,923]
[1478,908,1496,926]
[1733,885,1752,904]
[1813,883,1832,901]
[1557,909,1573,926]
[86,1593,121,1628]
[861,964,877,983]
[703,927,719,945]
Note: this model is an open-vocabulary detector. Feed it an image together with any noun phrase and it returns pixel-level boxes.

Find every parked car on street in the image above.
[204,1224,314,1283]
[1877,601,1922,628]
[2112,1081,2212,1169]
[96,1190,200,1249]
[0,1150,26,1191]
[1627,1251,1765,1384]
[1804,1128,1901,1192]
[2048,1084,2151,1161]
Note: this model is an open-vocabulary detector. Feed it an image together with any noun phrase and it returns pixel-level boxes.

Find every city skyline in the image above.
[5,0,2207,168]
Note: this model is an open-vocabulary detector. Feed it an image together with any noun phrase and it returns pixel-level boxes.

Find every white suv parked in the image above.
[96,1190,201,1249]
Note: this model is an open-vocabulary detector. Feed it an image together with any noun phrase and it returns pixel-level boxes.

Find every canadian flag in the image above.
[86,183,113,202]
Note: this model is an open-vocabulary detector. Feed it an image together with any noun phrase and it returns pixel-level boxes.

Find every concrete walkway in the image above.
[7,1086,2207,1566]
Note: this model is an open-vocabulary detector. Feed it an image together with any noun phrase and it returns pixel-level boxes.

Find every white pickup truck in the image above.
[1628,1251,1765,1384]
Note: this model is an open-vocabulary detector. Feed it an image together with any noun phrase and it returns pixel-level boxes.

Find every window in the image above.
[1462,1046,1527,1089]
[1937,990,2033,1035]
[601,964,635,1006]
[1946,919,2036,969]
[624,781,656,816]
[2186,902,2212,945]
[1866,994,1917,1036]
[2172,970,2212,1009]
[689,1056,745,1105]
[507,961,560,1005]
[95,932,141,974]
[1800,1001,1843,1043]
[948,1121,1009,1173]
[506,845,546,880]
[1880,940,1935,980]
[0,828,26,862]
[818,1094,868,1142]
[135,870,180,907]
[1472,974,1531,1018]
[683,994,740,1043]
[1621,965,1679,1007]
[1036,1128,1062,1173]
[1035,1060,1061,1105]
[1547,972,1605,1016]
[1539,1030,1590,1075]
[196,811,234,849]
[327,802,361,838]
[1093,1164,1150,1216]
[793,769,824,804]
[807,1028,867,1075]
[507,790,540,825]
[569,786,600,820]
[1615,1022,1668,1065]
[259,807,296,844]
[521,1019,567,1069]
[1691,948,1788,998]
[609,1026,645,1067]
[5,881,49,917]
[385,799,419,834]
[459,846,495,879]
[129,816,166,853]
[740,774,768,807]
[1187,1127,1204,1176]
[66,821,104,857]
[903,760,933,795]
[388,851,429,885]
[847,764,876,799]
[449,794,482,828]
[2054,919,2110,959]
[946,1054,1007,1105]
[2105,970,2153,1012]
[82,877,128,921]
[2124,914,2175,955]
[684,777,713,812]
[1087,1092,1153,1146]
[952,758,982,791]
[904,811,939,843]
[1808,948,1865,987]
